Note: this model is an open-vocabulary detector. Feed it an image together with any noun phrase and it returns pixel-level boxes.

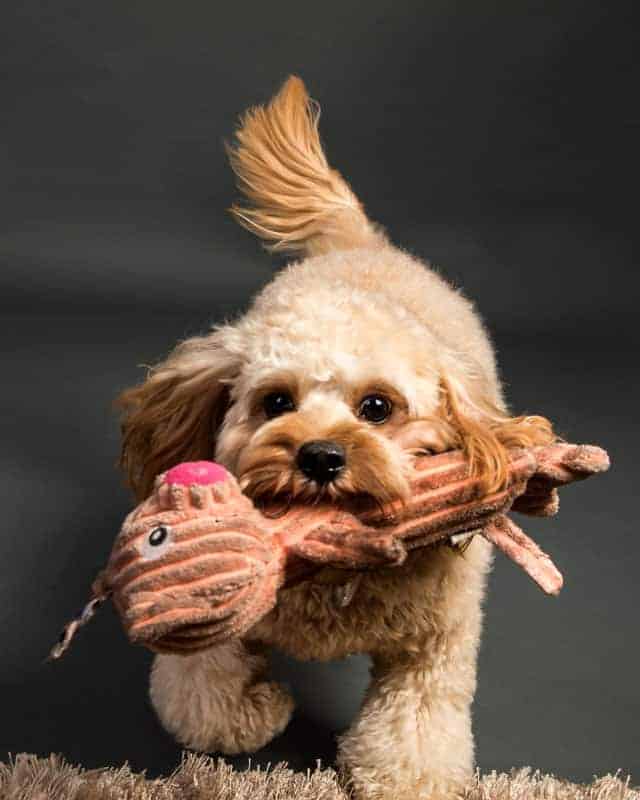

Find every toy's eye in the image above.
[358,394,392,424]
[263,391,295,419]
[148,526,169,547]
[140,524,173,560]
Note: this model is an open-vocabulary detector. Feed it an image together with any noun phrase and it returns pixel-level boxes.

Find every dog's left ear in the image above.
[439,374,555,493]
[116,327,242,501]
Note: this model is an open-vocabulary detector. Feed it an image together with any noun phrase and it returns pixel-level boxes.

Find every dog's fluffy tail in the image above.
[227,76,384,256]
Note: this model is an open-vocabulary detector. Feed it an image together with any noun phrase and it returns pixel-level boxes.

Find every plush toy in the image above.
[50,442,608,660]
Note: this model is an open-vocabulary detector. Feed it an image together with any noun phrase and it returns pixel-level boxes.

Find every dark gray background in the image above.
[1,0,638,784]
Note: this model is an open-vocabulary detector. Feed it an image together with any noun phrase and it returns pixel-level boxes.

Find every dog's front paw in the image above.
[226,679,295,754]
[150,649,294,754]
[342,768,467,800]
[339,730,471,800]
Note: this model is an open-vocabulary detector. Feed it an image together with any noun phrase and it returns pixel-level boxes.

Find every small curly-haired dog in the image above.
[118,77,554,800]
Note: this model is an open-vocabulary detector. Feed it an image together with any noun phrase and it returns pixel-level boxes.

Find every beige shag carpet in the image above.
[1,753,637,800]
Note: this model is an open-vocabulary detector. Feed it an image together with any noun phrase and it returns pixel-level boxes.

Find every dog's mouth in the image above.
[238,462,409,520]
[240,466,353,510]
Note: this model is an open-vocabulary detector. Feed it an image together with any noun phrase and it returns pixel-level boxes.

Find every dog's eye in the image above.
[263,391,295,419]
[358,394,392,424]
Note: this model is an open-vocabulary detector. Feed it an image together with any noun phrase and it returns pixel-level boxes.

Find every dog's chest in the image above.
[247,548,458,660]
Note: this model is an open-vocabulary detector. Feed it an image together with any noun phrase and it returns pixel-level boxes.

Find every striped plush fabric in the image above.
[51,443,609,659]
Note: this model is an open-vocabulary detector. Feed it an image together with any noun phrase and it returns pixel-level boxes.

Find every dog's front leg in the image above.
[149,640,294,754]
[337,631,478,800]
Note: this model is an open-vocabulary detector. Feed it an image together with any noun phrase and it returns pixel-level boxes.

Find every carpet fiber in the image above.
[1,754,637,800]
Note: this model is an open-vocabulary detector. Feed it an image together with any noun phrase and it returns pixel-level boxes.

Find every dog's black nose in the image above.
[297,440,346,483]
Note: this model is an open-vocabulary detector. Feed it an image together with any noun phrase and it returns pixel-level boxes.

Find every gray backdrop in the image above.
[1,0,638,784]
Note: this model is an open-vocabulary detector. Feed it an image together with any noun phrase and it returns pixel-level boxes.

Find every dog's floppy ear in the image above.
[116,328,241,501]
[439,375,555,493]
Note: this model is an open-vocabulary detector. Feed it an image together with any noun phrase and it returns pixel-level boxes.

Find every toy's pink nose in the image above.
[164,461,229,486]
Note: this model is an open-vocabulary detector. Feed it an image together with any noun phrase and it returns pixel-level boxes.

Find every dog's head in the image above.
[117,276,552,509]
[118,77,554,506]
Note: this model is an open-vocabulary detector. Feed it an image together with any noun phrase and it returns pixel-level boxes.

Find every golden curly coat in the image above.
[117,77,554,800]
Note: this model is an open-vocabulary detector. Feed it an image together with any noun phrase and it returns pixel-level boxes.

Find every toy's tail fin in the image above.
[227,76,385,257]
[47,573,110,661]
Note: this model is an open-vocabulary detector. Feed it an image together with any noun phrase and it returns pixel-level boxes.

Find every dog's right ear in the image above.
[438,375,556,494]
[116,328,241,501]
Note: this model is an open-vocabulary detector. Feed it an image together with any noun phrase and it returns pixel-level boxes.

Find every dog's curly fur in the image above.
[117,77,555,799]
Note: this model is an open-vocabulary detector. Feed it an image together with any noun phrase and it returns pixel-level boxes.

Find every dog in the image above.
[117,76,554,800]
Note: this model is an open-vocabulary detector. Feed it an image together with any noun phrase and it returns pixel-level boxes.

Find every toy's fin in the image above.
[483,515,564,595]
[47,573,111,661]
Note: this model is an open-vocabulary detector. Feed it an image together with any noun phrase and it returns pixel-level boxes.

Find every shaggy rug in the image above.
[0,754,637,800]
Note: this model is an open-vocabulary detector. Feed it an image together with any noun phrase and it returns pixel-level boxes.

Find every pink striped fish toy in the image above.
[49,442,609,659]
